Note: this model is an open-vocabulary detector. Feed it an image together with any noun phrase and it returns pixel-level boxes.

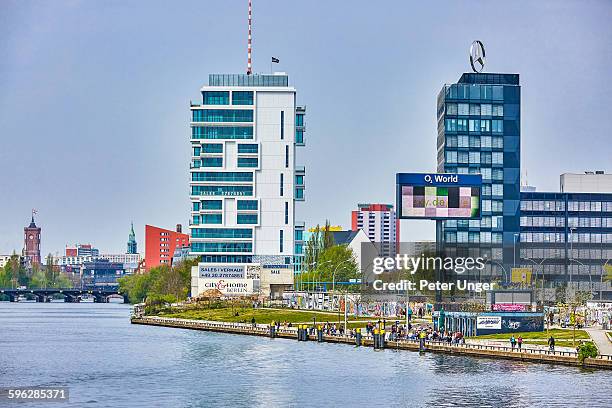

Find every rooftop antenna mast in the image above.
[247,0,252,75]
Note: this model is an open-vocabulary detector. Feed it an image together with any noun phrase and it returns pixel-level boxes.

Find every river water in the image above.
[0,302,610,407]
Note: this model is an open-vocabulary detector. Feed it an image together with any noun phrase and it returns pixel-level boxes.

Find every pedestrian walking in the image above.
[510,335,516,350]
[517,336,523,351]
[548,336,555,352]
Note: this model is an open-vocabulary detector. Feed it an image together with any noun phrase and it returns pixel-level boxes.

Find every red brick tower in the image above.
[24,214,41,266]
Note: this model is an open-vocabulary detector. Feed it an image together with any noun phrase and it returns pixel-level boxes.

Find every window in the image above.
[492,184,503,196]
[237,144,258,154]
[458,151,468,164]
[481,104,492,116]
[190,242,252,253]
[492,105,504,116]
[237,214,258,224]
[469,152,480,164]
[445,119,457,132]
[285,202,289,224]
[201,214,222,224]
[237,157,258,167]
[232,91,253,105]
[458,135,469,147]
[279,230,284,253]
[492,152,503,165]
[192,159,201,168]
[192,126,253,140]
[480,119,491,132]
[481,152,492,165]
[469,119,480,132]
[203,91,229,105]
[295,175,304,185]
[445,151,457,163]
[192,172,252,182]
[481,136,491,148]
[296,129,304,144]
[202,157,223,167]
[193,146,201,156]
[481,168,492,179]
[237,200,258,210]
[492,136,503,148]
[285,145,289,168]
[446,103,457,115]
[202,143,223,154]
[280,111,284,139]
[469,104,481,115]
[280,173,284,196]
[192,228,252,239]
[492,120,503,133]
[296,187,304,199]
[192,109,253,122]
[446,135,457,147]
[201,200,222,210]
[457,119,468,132]
[192,202,200,211]
[295,113,304,127]
[469,135,480,148]
[458,103,469,115]
[191,185,253,196]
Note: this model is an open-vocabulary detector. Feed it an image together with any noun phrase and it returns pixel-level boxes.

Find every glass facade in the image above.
[437,73,521,280]
[520,192,612,298]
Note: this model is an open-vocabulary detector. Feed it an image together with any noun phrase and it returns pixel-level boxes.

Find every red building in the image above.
[23,215,41,266]
[145,224,189,270]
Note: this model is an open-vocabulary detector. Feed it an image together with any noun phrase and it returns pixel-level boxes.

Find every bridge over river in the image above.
[0,287,128,303]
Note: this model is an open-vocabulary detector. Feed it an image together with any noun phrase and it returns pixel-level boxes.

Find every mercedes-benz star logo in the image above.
[470,40,486,73]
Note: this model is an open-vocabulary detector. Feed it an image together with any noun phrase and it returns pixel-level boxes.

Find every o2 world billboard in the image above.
[396,173,482,219]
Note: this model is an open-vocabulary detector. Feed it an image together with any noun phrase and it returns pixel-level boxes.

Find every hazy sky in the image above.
[1,0,611,256]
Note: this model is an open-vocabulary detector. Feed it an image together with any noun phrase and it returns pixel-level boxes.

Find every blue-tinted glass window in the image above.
[237,144,258,154]
[201,214,222,224]
[190,242,252,253]
[192,159,201,168]
[201,200,222,210]
[492,120,503,133]
[192,172,252,182]
[202,157,223,167]
[237,214,258,224]
[202,91,229,105]
[295,175,304,185]
[202,143,223,153]
[191,185,253,196]
[232,91,253,105]
[192,228,252,239]
[192,202,200,211]
[296,129,304,144]
[192,215,200,225]
[296,187,304,199]
[492,86,504,101]
[295,230,303,241]
[237,157,258,167]
[295,114,304,127]
[193,146,201,156]
[192,109,253,122]
[237,200,258,210]
[192,126,253,140]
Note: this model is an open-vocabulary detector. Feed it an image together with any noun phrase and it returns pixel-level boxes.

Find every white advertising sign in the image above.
[198,278,254,296]
[198,265,245,279]
[476,316,502,330]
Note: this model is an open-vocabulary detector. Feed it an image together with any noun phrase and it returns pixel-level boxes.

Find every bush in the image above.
[577,342,598,362]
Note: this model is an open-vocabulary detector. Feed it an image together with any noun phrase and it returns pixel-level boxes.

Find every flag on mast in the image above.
[271,57,279,63]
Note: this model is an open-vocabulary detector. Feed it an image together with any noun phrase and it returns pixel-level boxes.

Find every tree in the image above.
[313,244,359,289]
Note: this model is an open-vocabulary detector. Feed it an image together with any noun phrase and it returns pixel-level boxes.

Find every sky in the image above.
[1,0,611,257]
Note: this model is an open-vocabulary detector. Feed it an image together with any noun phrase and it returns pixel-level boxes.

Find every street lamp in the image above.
[332,259,353,327]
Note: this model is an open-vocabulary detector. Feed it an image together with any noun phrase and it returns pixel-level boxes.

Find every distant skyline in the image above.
[1,0,611,256]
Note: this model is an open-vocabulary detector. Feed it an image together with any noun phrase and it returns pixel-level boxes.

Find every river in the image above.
[0,302,610,407]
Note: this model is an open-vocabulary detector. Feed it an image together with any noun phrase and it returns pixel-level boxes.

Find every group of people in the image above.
[509,335,524,350]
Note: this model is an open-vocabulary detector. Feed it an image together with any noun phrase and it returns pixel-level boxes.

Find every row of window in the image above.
[446,103,504,117]
[192,109,253,123]
[191,228,253,239]
[445,151,504,165]
[444,231,503,244]
[445,119,504,133]
[521,216,612,228]
[520,232,612,243]
[444,216,503,229]
[201,91,255,106]
[446,135,503,149]
[190,242,253,253]
[521,200,612,212]
[192,126,253,140]
[192,213,259,225]
[521,248,612,260]
[444,84,505,101]
[191,172,253,182]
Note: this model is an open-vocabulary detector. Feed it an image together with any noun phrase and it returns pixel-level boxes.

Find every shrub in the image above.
[577,342,598,362]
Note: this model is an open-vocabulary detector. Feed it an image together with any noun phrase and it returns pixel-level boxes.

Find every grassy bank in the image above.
[473,328,591,348]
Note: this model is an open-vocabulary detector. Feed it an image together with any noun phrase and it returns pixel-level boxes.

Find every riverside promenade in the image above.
[131,316,612,369]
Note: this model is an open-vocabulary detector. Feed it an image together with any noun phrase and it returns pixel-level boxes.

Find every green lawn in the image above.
[472,328,592,348]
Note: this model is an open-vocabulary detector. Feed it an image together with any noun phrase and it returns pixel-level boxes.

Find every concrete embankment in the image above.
[131,316,612,370]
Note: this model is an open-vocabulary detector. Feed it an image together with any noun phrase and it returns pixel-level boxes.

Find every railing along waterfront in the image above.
[131,316,612,368]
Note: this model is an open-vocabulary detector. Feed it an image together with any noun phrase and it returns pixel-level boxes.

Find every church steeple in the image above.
[127,222,137,254]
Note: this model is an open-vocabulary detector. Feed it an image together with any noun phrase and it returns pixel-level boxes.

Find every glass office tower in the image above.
[436,73,521,282]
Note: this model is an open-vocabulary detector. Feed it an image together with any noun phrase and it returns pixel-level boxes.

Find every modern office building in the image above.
[436,73,521,280]
[188,73,305,298]
[351,203,399,257]
[519,173,612,300]
[127,222,138,254]
[65,244,99,257]
[23,215,41,266]
[81,259,125,288]
[145,224,190,269]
